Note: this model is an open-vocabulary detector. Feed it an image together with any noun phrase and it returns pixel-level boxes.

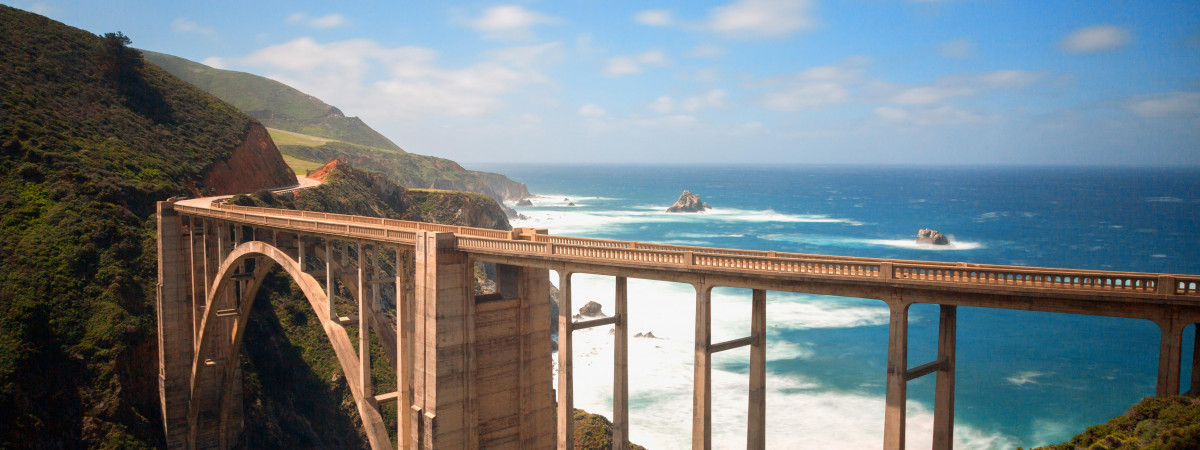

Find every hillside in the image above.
[1031,395,1200,450]
[142,51,531,203]
[0,5,295,447]
[141,50,402,151]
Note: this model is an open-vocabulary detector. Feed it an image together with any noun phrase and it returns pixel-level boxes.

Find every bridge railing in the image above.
[177,201,1200,298]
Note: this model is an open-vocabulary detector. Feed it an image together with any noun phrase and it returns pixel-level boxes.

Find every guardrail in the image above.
[174,201,1200,298]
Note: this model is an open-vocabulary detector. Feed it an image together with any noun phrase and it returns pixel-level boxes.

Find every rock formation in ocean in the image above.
[634,332,657,339]
[517,199,533,206]
[666,190,712,213]
[578,301,606,317]
[567,202,576,206]
[916,228,950,245]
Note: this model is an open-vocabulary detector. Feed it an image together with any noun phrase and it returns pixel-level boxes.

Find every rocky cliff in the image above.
[199,123,296,195]
[666,190,712,213]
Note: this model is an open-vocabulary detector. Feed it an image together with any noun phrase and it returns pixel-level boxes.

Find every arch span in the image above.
[187,240,389,448]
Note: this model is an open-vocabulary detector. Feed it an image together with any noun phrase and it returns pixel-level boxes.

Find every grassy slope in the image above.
[0,6,285,447]
[141,50,402,151]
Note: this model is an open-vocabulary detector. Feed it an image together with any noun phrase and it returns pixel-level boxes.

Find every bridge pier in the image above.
[883,301,957,450]
[157,202,195,448]
[691,286,768,450]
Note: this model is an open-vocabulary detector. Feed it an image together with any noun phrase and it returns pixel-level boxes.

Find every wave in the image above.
[1006,371,1050,386]
[551,273,1015,449]
[760,234,985,251]
[1145,196,1184,203]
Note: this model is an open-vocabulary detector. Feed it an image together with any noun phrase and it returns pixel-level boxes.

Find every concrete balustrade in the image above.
[159,199,1200,450]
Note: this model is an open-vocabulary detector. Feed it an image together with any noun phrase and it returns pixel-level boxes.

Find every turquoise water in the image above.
[491,165,1200,449]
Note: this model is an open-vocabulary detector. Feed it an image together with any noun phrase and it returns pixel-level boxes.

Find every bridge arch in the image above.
[186,239,388,448]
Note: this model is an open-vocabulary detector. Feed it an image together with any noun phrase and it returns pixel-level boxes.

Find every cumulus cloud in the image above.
[757,57,867,111]
[172,18,216,36]
[703,0,816,38]
[604,50,669,76]
[647,91,726,114]
[1125,92,1200,118]
[888,86,975,105]
[873,105,995,126]
[462,5,560,40]
[578,103,607,117]
[690,45,726,58]
[239,37,553,120]
[634,9,674,26]
[287,12,348,28]
[1059,25,1131,53]
[201,57,228,69]
[939,38,974,58]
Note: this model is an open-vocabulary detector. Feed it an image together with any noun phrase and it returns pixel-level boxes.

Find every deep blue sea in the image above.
[489,165,1200,449]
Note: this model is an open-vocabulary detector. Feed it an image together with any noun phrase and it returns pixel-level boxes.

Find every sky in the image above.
[6,0,1200,165]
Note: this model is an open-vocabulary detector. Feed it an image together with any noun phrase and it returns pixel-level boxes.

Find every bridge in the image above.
[156,197,1200,449]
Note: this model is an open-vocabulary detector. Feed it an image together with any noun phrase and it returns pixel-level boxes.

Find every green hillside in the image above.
[0,6,295,447]
[141,50,402,151]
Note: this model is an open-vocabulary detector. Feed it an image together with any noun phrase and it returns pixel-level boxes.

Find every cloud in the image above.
[681,89,728,112]
[462,5,560,40]
[757,57,867,111]
[873,105,995,126]
[1125,92,1200,118]
[604,50,669,76]
[239,38,553,120]
[30,2,50,14]
[634,9,674,26]
[171,18,216,36]
[703,0,816,38]
[690,45,725,58]
[647,96,675,114]
[201,57,228,70]
[888,86,975,105]
[578,103,607,117]
[975,70,1043,88]
[285,12,347,28]
[939,39,974,58]
[1059,25,1131,53]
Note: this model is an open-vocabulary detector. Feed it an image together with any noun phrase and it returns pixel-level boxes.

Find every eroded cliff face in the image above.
[409,189,512,231]
[199,123,296,195]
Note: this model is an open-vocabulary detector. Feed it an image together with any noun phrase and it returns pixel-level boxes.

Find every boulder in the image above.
[578,301,606,317]
[567,202,576,206]
[516,199,533,206]
[916,228,950,245]
[666,190,712,213]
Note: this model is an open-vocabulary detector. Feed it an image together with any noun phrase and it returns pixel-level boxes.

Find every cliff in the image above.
[408,189,512,231]
[0,6,296,447]
[199,123,296,195]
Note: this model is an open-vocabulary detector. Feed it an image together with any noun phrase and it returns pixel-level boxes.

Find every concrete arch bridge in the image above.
[156,199,1200,449]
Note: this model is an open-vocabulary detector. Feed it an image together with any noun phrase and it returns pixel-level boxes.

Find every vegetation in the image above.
[1030,395,1200,450]
[0,5,274,446]
[281,153,326,175]
[141,51,403,150]
[573,409,648,450]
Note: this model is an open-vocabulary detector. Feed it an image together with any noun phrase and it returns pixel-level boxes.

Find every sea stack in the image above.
[666,190,712,213]
[916,228,950,245]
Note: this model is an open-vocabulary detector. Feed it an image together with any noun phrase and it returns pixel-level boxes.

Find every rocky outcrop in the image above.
[200,123,296,195]
[516,199,533,206]
[408,189,512,231]
[578,301,605,317]
[666,190,712,213]
[634,332,657,339]
[916,228,950,245]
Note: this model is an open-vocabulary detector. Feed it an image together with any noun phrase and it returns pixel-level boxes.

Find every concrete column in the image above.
[359,242,372,402]
[297,234,305,270]
[397,248,413,450]
[557,271,574,450]
[693,284,712,450]
[156,202,194,449]
[413,231,474,448]
[1192,323,1200,395]
[518,265,555,448]
[883,301,910,450]
[1157,313,1184,397]
[933,305,957,449]
[327,239,336,321]
[748,289,766,450]
[614,276,629,450]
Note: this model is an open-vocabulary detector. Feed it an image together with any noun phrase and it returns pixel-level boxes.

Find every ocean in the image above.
[490,164,1200,449]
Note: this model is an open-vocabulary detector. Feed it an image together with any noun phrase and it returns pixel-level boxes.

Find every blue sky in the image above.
[7,0,1199,165]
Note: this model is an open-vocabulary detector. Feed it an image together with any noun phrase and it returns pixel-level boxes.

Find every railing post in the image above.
[933,305,957,449]
[614,276,629,450]
[692,283,712,450]
[883,300,910,450]
[748,289,766,449]
[557,271,574,449]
